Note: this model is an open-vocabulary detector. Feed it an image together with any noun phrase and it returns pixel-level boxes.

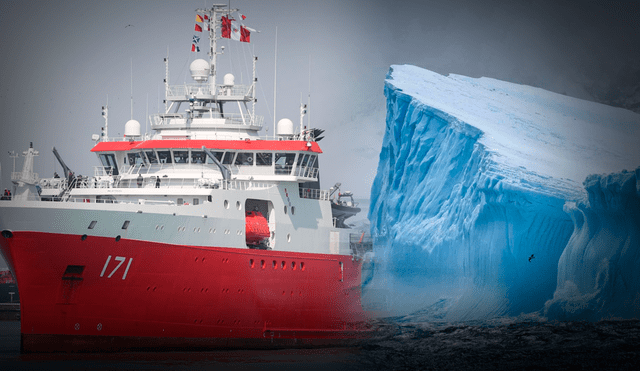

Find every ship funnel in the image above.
[124,119,141,137]
[277,118,294,137]
[189,59,210,82]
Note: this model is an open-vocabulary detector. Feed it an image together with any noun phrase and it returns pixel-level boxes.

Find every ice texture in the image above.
[366,65,640,320]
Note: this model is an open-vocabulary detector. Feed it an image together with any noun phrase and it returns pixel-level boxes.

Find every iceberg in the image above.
[366,65,640,321]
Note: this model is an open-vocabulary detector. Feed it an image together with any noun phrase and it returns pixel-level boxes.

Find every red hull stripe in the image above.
[0,231,371,352]
[91,140,323,153]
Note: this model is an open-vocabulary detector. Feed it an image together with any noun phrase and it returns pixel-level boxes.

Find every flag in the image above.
[221,16,232,38]
[195,23,202,32]
[221,16,251,43]
[238,13,246,20]
[204,14,209,20]
[191,44,200,52]
[196,14,204,23]
[192,35,200,44]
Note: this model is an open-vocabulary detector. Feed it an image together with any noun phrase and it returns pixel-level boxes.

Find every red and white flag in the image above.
[221,16,252,43]
[230,21,251,42]
[221,16,232,38]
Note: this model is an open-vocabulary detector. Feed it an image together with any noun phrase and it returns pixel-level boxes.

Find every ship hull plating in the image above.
[1,231,369,353]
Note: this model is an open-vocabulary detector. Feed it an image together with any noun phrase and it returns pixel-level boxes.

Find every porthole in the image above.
[272,260,277,269]
[250,259,255,268]
[88,221,97,229]
[81,234,88,241]
[287,233,291,242]
[121,220,130,230]
[291,261,296,270]
[160,225,164,230]
[155,225,159,230]
[236,201,242,210]
[115,235,121,242]
[281,261,286,270]
[224,200,229,209]
[300,262,305,271]
[209,228,212,233]
[291,206,295,215]
[261,260,265,269]
[284,205,288,214]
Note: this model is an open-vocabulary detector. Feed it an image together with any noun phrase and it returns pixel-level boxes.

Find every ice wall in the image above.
[366,65,640,321]
[545,169,640,320]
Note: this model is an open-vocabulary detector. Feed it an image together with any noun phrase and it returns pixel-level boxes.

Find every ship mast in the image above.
[197,5,239,93]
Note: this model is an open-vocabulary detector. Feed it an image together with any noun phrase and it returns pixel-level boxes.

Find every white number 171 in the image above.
[100,255,133,280]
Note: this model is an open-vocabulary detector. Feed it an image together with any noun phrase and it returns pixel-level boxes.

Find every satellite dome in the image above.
[223,73,235,86]
[277,118,294,136]
[189,59,210,82]
[124,119,141,137]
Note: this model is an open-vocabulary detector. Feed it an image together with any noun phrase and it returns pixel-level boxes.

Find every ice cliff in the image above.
[366,65,640,321]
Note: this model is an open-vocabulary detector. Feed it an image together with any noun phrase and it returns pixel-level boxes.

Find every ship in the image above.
[0,5,372,353]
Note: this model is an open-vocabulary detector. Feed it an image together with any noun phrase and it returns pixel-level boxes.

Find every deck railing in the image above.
[299,187,330,201]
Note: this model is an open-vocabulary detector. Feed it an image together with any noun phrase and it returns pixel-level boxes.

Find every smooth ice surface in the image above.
[365,65,640,321]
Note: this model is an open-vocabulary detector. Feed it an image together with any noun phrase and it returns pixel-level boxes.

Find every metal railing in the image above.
[294,166,319,178]
[166,84,253,98]
[299,187,330,201]
[150,112,264,129]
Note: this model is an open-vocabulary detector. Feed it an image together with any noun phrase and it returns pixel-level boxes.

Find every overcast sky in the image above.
[1,0,639,199]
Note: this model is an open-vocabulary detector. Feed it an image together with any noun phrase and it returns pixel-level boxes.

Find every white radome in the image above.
[223,73,235,86]
[190,59,210,82]
[124,119,141,137]
[277,118,294,136]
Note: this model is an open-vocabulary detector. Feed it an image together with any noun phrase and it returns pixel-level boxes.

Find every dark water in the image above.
[1,319,640,370]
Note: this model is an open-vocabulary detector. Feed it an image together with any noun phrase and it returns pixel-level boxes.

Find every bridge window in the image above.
[173,150,189,164]
[275,153,295,174]
[255,153,272,166]
[222,152,236,165]
[205,151,224,164]
[145,150,158,164]
[308,155,317,168]
[235,152,253,166]
[157,150,172,164]
[99,154,119,175]
[191,151,206,164]
[127,152,144,166]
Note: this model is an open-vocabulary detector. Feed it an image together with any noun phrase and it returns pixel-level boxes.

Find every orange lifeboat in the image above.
[245,211,270,248]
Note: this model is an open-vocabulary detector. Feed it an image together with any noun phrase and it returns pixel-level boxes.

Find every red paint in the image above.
[245,211,270,246]
[0,231,370,352]
[91,140,323,154]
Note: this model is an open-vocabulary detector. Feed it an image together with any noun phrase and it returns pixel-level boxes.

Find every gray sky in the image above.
[1,0,639,199]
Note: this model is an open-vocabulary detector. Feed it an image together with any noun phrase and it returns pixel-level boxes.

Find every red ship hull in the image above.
[0,231,370,353]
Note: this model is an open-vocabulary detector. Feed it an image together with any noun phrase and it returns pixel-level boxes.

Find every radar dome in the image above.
[277,118,294,136]
[124,119,141,137]
[189,59,210,82]
[223,73,235,86]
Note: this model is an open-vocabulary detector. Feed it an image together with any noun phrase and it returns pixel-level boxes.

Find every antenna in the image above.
[273,26,277,139]
[130,58,133,120]
[101,95,109,141]
[164,48,169,113]
[308,54,311,128]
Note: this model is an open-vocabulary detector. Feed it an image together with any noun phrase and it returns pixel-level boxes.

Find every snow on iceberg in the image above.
[365,65,640,321]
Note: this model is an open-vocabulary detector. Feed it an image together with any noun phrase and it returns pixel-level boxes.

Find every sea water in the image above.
[1,319,639,370]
